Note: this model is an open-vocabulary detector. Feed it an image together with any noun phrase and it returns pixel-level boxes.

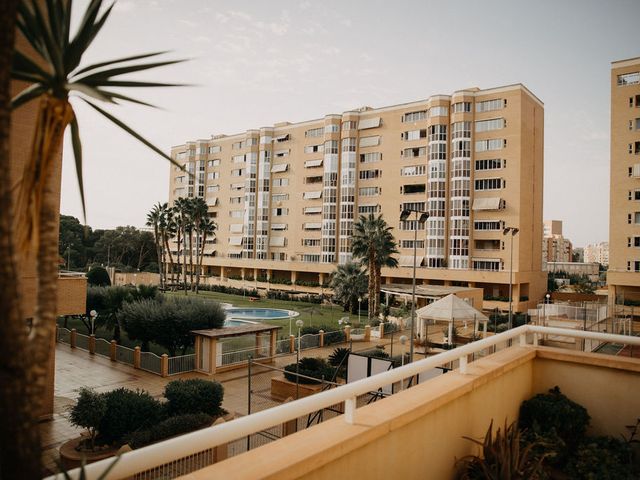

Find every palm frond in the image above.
[80,79,185,88]
[16,2,52,65]
[11,83,47,110]
[75,59,185,85]
[13,49,53,82]
[67,82,115,103]
[69,114,87,222]
[31,0,64,75]
[82,99,182,168]
[93,88,158,108]
[71,51,171,77]
[65,0,112,72]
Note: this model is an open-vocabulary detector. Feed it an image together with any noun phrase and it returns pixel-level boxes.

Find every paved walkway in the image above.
[41,329,455,475]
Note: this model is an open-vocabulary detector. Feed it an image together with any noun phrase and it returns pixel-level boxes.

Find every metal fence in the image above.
[299,333,320,350]
[140,351,162,374]
[275,338,291,354]
[116,344,135,365]
[75,332,89,351]
[57,327,71,343]
[168,355,196,375]
[220,347,261,366]
[95,338,112,358]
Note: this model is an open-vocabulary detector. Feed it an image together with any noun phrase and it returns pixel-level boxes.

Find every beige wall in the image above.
[608,57,640,303]
[169,84,545,311]
[185,347,640,480]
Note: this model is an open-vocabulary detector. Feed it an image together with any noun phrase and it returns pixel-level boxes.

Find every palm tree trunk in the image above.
[195,230,206,293]
[374,265,381,317]
[368,249,375,322]
[0,3,43,477]
[189,229,194,291]
[175,228,181,288]
[182,225,187,294]
[163,233,174,286]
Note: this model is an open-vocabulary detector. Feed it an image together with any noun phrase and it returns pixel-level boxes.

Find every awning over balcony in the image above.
[472,197,503,211]
[229,224,243,233]
[275,134,290,141]
[358,117,381,130]
[304,159,323,168]
[228,237,243,246]
[269,237,286,247]
[359,135,380,148]
[304,206,323,214]
[303,191,322,200]
[399,255,424,267]
[206,197,218,206]
[271,163,289,173]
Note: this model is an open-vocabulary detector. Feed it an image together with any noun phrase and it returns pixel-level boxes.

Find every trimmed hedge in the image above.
[164,379,224,417]
[284,357,335,384]
[98,388,164,444]
[125,413,213,449]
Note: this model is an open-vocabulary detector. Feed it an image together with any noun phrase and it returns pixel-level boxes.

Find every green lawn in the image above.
[165,290,361,337]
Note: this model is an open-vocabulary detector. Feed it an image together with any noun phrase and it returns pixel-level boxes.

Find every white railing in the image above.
[275,338,291,354]
[220,347,260,366]
[116,345,135,365]
[75,332,90,351]
[51,325,640,480]
[168,354,196,375]
[299,333,320,350]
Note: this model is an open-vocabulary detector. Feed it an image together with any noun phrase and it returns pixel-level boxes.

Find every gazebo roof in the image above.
[416,294,489,323]
[192,324,282,339]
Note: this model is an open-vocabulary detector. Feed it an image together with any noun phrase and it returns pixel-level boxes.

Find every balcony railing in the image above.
[53,325,640,480]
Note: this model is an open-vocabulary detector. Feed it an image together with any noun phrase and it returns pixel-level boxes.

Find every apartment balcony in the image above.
[66,326,640,480]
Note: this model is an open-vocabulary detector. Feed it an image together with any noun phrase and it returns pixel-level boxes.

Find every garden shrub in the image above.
[564,436,633,479]
[67,387,107,450]
[87,266,111,287]
[519,386,590,452]
[164,379,224,417]
[328,347,350,367]
[284,357,335,384]
[124,413,213,449]
[98,388,164,444]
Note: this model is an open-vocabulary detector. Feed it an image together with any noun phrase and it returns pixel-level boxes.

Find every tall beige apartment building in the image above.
[609,57,640,304]
[169,84,545,312]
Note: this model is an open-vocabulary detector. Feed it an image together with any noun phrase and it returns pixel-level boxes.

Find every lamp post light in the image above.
[400,208,429,363]
[502,227,519,330]
[357,297,362,326]
[89,309,98,335]
[399,335,408,390]
[295,319,304,399]
[544,293,551,326]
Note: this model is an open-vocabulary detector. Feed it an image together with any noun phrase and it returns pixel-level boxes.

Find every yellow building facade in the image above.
[608,57,640,304]
[169,84,545,312]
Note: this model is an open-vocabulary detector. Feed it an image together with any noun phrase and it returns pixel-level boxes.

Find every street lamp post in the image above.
[295,319,304,399]
[399,335,408,390]
[400,208,429,363]
[502,227,519,330]
[357,297,362,326]
[89,309,98,335]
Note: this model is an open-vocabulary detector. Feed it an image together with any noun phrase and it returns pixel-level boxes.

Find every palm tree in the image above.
[146,202,164,288]
[7,2,184,474]
[189,197,207,291]
[173,197,191,291]
[352,214,399,321]
[195,214,216,293]
[161,205,177,286]
[330,261,368,314]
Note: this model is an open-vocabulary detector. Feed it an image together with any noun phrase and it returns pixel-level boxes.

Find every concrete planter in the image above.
[270,377,324,401]
[59,437,119,471]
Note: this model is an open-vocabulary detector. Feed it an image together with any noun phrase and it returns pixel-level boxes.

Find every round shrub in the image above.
[98,388,163,444]
[124,413,213,449]
[86,266,111,287]
[519,386,590,452]
[284,357,335,384]
[564,436,633,479]
[164,379,224,417]
[68,387,106,450]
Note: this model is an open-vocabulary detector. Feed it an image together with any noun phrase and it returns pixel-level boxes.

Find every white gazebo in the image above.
[416,294,489,345]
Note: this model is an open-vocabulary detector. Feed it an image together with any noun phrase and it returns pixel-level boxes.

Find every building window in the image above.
[475,139,504,152]
[400,240,425,249]
[342,120,357,130]
[429,106,448,117]
[304,176,323,184]
[324,140,339,154]
[206,185,220,193]
[231,168,244,177]
[401,184,426,194]
[229,210,243,218]
[301,239,321,247]
[476,98,503,113]
[451,121,471,139]
[474,178,502,190]
[402,129,427,141]
[402,146,427,158]
[207,172,219,180]
[305,127,324,137]
[429,143,447,160]
[273,178,289,187]
[452,102,471,113]
[402,110,427,122]
[207,159,220,167]
[304,144,324,154]
[617,72,640,86]
[360,152,382,163]
[359,169,381,180]
[475,118,505,132]
[325,124,339,133]
[359,187,381,196]
[358,205,380,214]
[401,165,427,176]
[272,193,289,202]
[475,158,503,170]
[474,220,502,231]
[472,260,501,271]
[301,254,321,263]
[342,138,357,152]
[272,207,288,216]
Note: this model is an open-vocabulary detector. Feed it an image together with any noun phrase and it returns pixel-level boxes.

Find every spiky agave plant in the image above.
[9,0,185,473]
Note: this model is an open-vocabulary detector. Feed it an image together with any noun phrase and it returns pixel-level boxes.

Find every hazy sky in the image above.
[58,0,640,247]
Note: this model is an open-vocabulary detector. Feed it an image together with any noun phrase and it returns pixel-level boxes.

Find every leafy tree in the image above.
[67,387,106,450]
[330,261,367,314]
[86,265,111,286]
[164,379,224,417]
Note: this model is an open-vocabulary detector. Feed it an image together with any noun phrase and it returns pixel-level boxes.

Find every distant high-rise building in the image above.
[608,57,640,304]
[169,84,546,311]
[584,242,609,266]
[542,220,573,265]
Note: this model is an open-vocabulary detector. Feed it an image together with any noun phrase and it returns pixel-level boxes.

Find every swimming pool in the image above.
[225,307,299,321]
[224,318,256,327]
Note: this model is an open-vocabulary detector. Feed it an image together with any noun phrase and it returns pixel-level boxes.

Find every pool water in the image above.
[225,307,299,321]
[224,319,255,327]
